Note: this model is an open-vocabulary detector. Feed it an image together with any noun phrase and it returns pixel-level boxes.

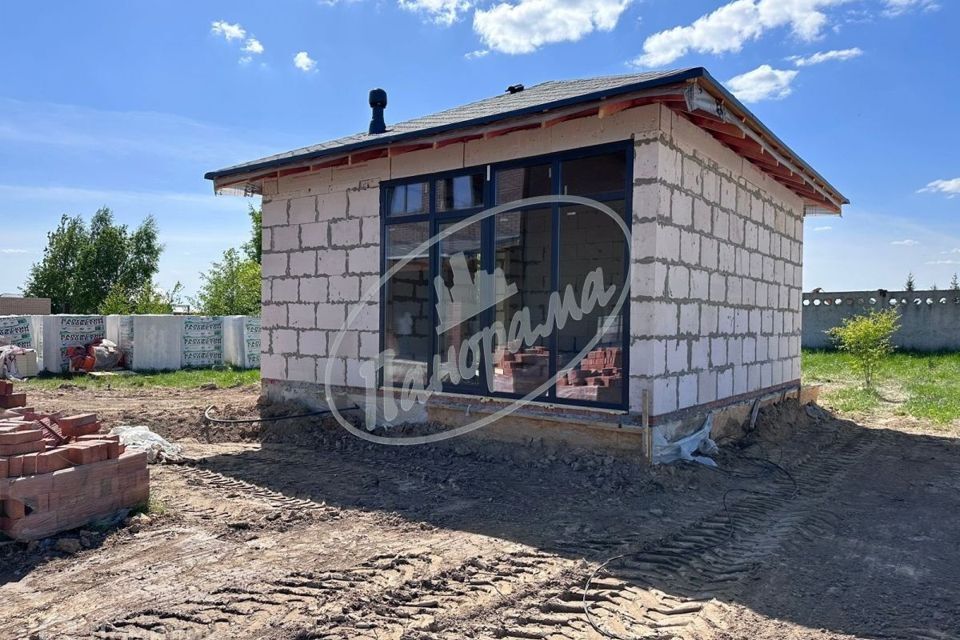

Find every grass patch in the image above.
[803,350,960,424]
[19,366,260,391]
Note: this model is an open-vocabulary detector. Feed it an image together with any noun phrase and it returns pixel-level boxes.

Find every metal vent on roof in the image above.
[368,88,387,135]
[506,84,524,94]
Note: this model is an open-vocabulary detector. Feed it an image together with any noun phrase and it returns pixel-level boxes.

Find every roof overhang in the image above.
[207,68,847,215]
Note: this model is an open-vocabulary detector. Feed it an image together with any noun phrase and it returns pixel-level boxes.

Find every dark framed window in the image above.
[379,142,632,409]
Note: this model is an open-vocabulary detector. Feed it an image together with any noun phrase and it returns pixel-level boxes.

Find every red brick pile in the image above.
[493,346,551,394]
[557,347,623,403]
[0,380,149,541]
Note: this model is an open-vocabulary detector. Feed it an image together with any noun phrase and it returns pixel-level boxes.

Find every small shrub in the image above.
[826,309,900,387]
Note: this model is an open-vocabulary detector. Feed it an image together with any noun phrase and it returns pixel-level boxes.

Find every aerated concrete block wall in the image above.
[258,103,661,403]
[628,107,805,420]
[259,101,807,421]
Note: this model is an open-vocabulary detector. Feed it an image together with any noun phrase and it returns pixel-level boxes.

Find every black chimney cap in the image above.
[368,88,387,135]
[506,84,524,94]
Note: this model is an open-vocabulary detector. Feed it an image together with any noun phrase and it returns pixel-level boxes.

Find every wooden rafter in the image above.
[543,107,599,129]
[484,122,542,139]
[388,143,432,157]
[434,134,483,149]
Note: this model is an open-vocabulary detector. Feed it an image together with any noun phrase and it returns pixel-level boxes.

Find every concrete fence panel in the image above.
[803,290,960,352]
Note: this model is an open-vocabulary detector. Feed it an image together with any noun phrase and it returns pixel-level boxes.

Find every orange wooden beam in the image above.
[388,143,433,157]
[543,107,599,128]
[484,122,542,139]
[434,133,483,149]
[349,148,388,164]
[311,156,350,170]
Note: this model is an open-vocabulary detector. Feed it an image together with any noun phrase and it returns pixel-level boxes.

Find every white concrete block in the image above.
[290,251,317,276]
[653,376,678,414]
[672,191,692,226]
[262,253,288,278]
[717,368,733,400]
[331,219,362,247]
[41,315,106,373]
[631,338,666,377]
[679,303,699,335]
[666,340,687,374]
[690,337,709,370]
[680,230,700,265]
[678,373,698,409]
[318,249,347,275]
[261,353,286,380]
[287,356,317,383]
[289,196,317,224]
[273,225,300,252]
[668,265,689,298]
[301,222,329,249]
[698,370,717,404]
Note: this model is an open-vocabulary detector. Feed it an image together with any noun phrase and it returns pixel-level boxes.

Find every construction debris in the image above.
[0,380,149,541]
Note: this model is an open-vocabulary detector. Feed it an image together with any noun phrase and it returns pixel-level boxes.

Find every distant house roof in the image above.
[206,67,847,213]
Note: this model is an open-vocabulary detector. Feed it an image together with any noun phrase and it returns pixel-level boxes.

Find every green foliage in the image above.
[99,281,184,315]
[951,273,959,292]
[804,350,960,425]
[825,310,900,387]
[904,272,916,291]
[192,248,261,315]
[242,205,262,264]
[22,366,259,391]
[22,208,162,313]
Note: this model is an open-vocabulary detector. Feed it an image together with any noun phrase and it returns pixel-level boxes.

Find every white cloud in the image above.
[0,249,29,254]
[473,0,631,55]
[891,239,919,246]
[919,178,960,198]
[883,0,939,17]
[727,65,799,102]
[465,49,489,59]
[926,259,960,265]
[242,38,264,54]
[293,51,317,72]
[790,46,863,66]
[399,0,472,25]
[813,225,833,231]
[632,0,850,68]
[211,21,246,41]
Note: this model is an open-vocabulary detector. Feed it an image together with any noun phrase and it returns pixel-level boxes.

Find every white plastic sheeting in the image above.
[652,414,718,467]
[109,425,184,464]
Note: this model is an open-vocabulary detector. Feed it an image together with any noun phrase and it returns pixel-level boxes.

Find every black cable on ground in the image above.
[202,404,357,424]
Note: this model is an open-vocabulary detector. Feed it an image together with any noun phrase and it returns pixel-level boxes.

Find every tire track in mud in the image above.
[94,551,442,639]
[444,426,881,640]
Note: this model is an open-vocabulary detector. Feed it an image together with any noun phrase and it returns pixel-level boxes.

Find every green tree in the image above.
[904,273,916,291]
[242,205,262,264]
[22,208,162,313]
[192,248,261,315]
[826,309,900,388]
[950,273,959,292]
[100,281,184,315]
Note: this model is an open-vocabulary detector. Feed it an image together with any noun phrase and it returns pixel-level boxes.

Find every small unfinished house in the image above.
[206,68,847,450]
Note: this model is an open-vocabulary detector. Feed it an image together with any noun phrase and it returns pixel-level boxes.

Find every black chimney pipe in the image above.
[368,88,387,135]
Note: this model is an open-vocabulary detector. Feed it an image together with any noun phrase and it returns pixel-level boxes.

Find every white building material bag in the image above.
[41,315,106,373]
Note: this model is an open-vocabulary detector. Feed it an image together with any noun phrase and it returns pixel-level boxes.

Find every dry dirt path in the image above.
[1,386,958,640]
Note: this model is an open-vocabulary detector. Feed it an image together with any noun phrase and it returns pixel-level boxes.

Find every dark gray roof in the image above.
[205,68,704,180]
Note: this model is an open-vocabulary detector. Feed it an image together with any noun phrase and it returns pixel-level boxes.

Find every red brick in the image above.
[0,394,26,409]
[0,440,45,456]
[39,450,72,473]
[0,380,12,395]
[77,434,119,443]
[63,422,102,439]
[64,444,99,466]
[6,455,22,478]
[55,413,98,430]
[20,454,38,476]
[0,429,43,445]
[2,498,26,519]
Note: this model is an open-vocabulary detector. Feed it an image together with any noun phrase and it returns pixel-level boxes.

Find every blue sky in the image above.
[0,0,957,297]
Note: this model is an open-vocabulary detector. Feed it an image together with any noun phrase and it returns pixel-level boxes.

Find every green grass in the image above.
[19,366,260,391]
[803,350,960,424]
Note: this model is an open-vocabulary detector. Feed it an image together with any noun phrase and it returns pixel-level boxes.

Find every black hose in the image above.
[202,404,357,424]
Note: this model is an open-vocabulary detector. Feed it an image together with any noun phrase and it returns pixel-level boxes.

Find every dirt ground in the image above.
[2,385,959,640]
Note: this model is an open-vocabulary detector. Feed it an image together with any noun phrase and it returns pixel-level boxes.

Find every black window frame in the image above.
[379,140,633,410]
